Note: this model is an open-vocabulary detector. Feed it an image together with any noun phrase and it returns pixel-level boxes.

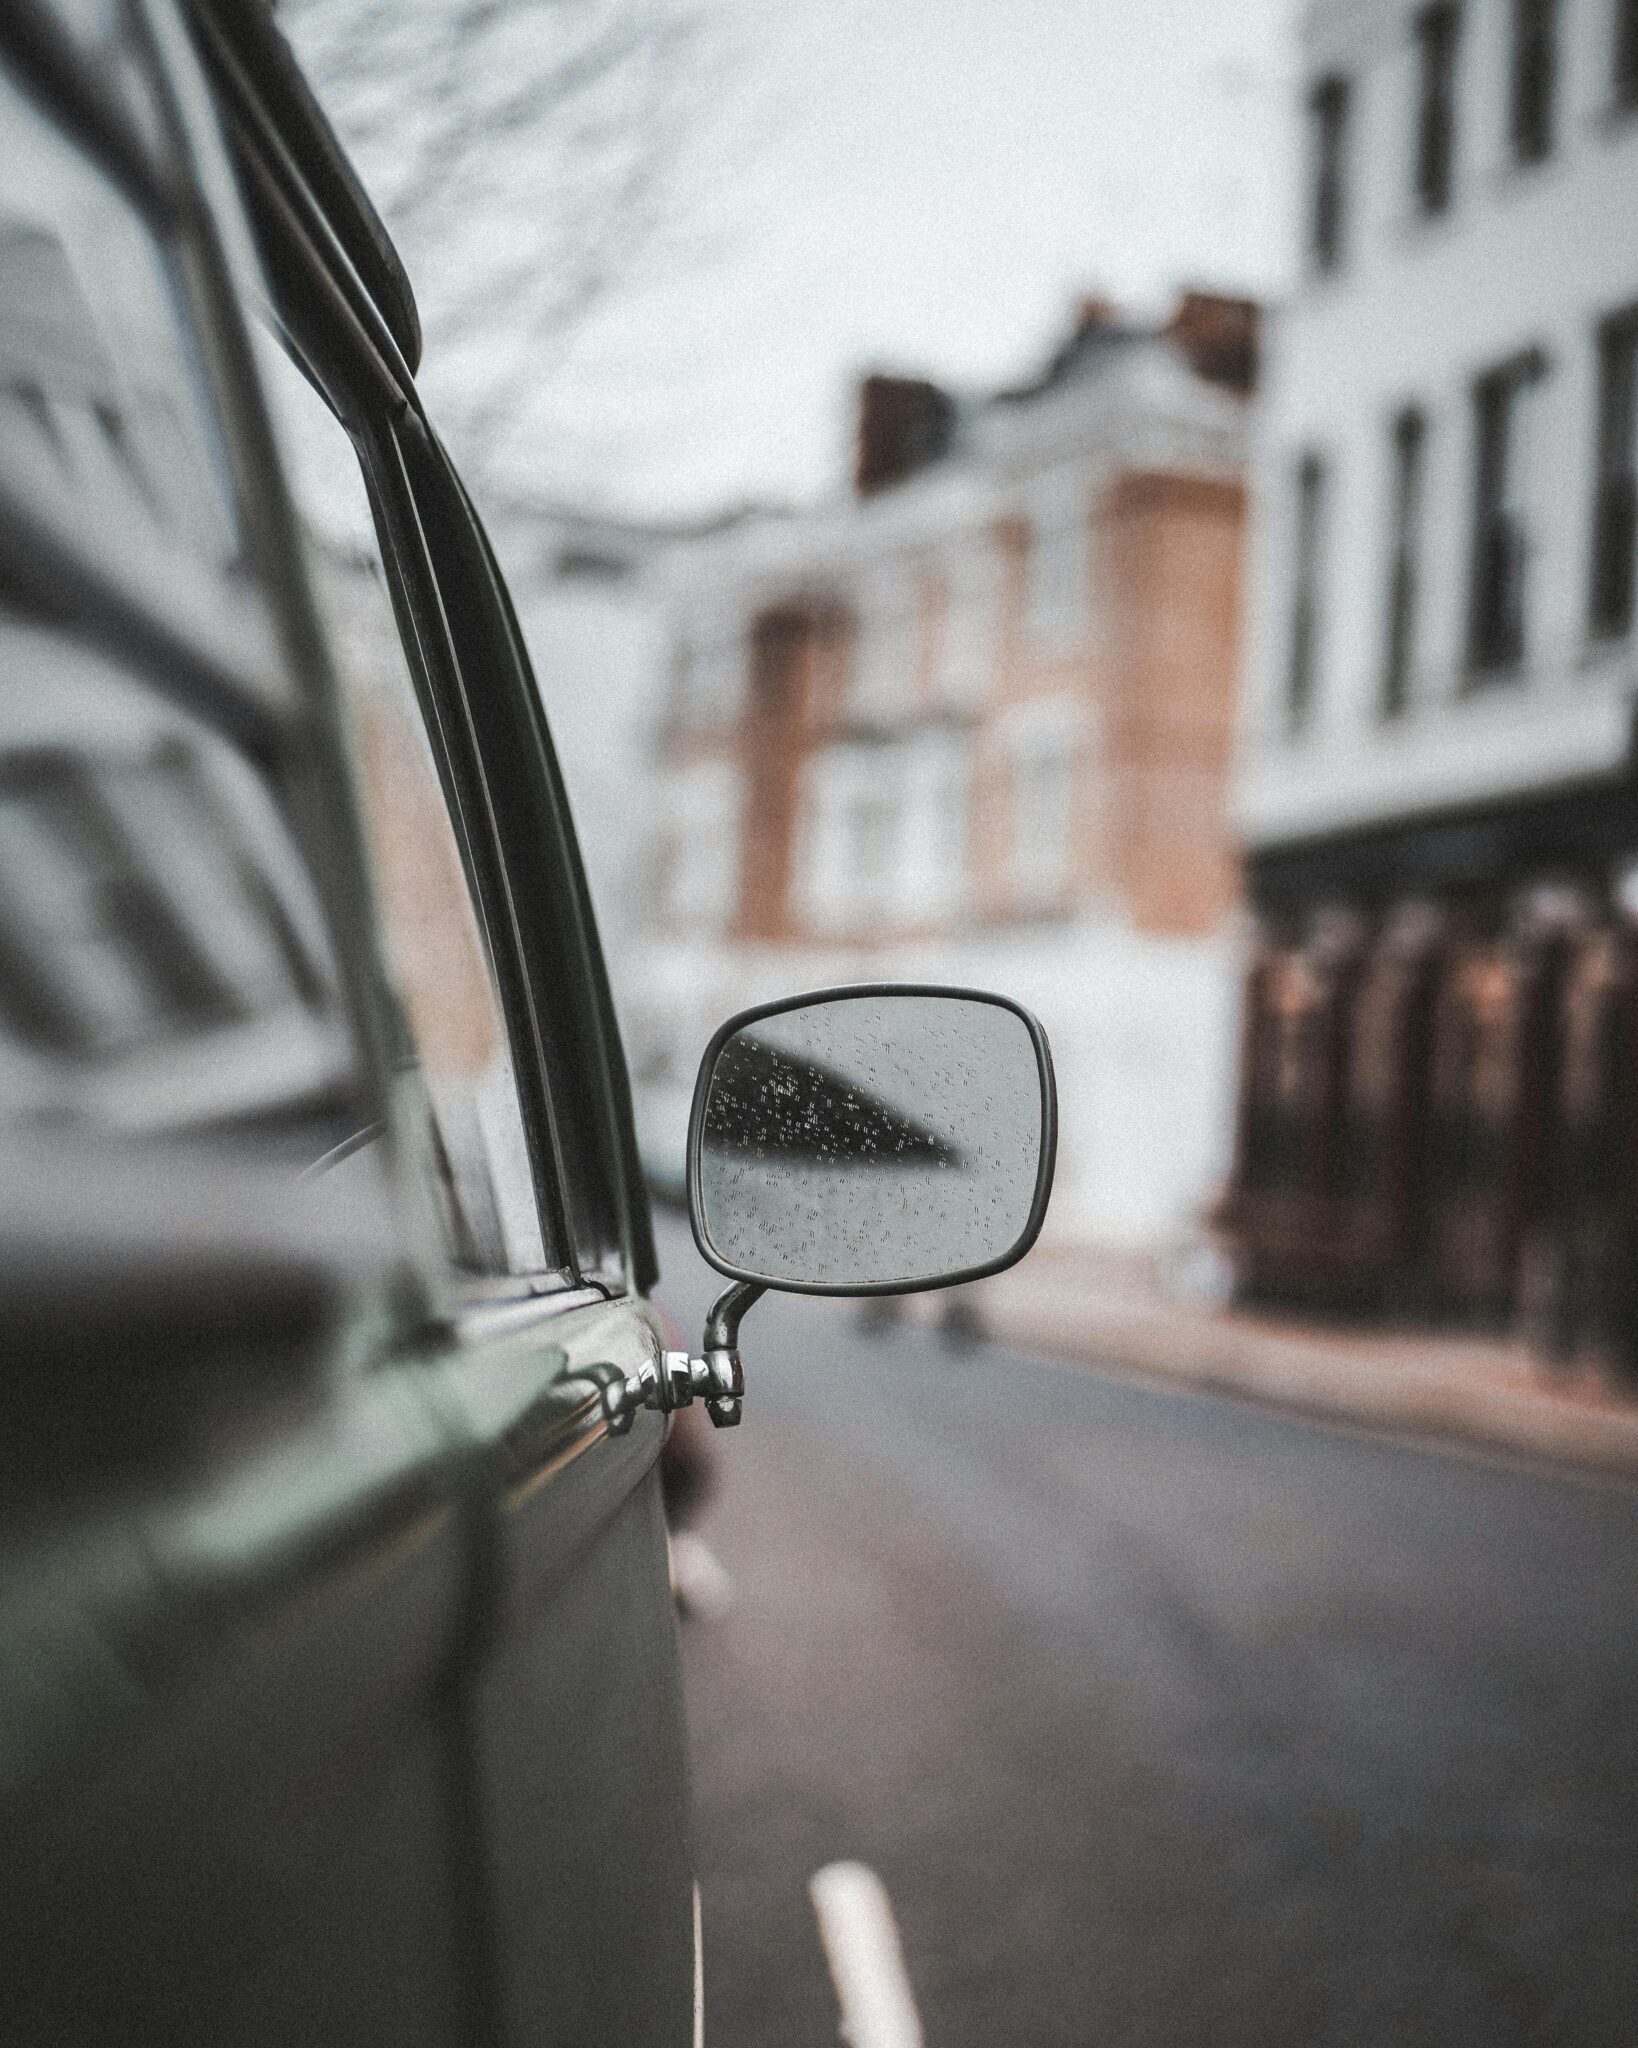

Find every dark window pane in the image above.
[1617,0,1638,110]
[1414,6,1461,215]
[1308,75,1350,273]
[1510,0,1559,166]
[1590,309,1638,641]
[1383,408,1427,717]
[1468,356,1544,677]
[1288,452,1327,731]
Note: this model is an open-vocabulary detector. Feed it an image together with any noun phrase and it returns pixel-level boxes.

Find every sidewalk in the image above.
[963,1248,1638,1479]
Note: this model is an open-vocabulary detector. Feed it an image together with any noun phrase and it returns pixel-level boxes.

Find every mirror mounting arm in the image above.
[601,1280,767,1437]
[705,1279,765,1355]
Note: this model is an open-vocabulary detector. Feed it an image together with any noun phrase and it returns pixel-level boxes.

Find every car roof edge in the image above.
[188,0,422,375]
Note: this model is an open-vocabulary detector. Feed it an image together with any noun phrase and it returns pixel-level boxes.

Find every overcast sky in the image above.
[298,0,1307,520]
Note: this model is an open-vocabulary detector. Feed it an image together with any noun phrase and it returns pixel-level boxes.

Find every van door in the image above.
[245,161,695,2046]
[0,21,486,2038]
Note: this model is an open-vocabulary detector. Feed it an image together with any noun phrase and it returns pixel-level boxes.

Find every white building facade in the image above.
[632,299,1258,1267]
[1225,0,1638,1348]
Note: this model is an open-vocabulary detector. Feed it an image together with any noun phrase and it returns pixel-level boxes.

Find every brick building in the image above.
[1222,0,1638,1366]
[631,292,1259,1263]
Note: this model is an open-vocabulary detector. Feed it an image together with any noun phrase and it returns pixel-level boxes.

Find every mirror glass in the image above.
[693,991,1049,1292]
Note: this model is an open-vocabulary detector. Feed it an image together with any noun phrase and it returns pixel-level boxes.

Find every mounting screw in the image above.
[600,1364,656,1436]
[602,1377,637,1435]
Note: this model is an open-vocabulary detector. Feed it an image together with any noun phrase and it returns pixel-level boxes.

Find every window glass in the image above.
[937,532,1001,712]
[1509,0,1559,168]
[1619,0,1638,110]
[1307,76,1350,275]
[258,339,549,1275]
[1468,356,1544,677]
[0,612,352,1134]
[1009,711,1076,908]
[672,606,744,727]
[0,747,305,1056]
[851,564,916,720]
[1382,407,1427,717]
[1413,6,1460,218]
[0,64,238,569]
[1024,474,1090,655]
[1590,309,1638,642]
[898,729,969,924]
[1286,451,1328,731]
[664,758,740,932]
[800,744,899,932]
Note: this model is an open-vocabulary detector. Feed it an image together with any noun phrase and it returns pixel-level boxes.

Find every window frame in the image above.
[267,328,568,1278]
[1508,0,1559,170]
[1412,4,1460,219]
[1306,73,1351,278]
[1589,304,1638,645]
[219,71,647,1296]
[1381,405,1428,718]
[1286,449,1328,736]
[1617,0,1638,113]
[0,8,397,1157]
[1466,349,1547,683]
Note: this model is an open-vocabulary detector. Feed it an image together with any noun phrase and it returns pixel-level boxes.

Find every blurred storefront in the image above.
[1223,0,1638,1366]
[631,291,1259,1267]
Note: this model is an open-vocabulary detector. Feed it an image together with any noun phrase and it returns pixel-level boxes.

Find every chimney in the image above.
[1071,294,1121,341]
[1167,291,1261,396]
[853,374,955,498]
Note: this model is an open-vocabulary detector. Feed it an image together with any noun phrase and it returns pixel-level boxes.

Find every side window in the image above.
[259,339,551,1277]
[0,726,318,1064]
[0,63,238,571]
[0,64,354,1150]
[0,626,350,1132]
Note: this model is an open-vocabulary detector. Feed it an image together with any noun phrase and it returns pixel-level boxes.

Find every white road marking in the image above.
[692,1880,704,2048]
[809,1860,926,2048]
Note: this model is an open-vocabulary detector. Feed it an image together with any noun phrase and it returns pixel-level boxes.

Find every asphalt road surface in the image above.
[654,1213,1638,2048]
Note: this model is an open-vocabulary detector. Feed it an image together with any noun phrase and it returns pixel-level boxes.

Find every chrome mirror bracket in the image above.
[602,1280,766,1436]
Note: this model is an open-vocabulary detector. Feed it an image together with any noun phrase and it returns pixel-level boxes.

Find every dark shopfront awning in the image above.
[1249,773,1638,916]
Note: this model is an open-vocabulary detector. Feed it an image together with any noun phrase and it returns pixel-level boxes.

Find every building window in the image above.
[1413,6,1460,216]
[1307,75,1351,274]
[899,729,970,923]
[1618,0,1638,110]
[1467,353,1545,678]
[1509,0,1558,167]
[1382,407,1428,717]
[1590,307,1638,642]
[667,760,740,931]
[749,607,805,712]
[1009,715,1076,909]
[1287,452,1328,732]
[851,563,916,722]
[1024,473,1089,654]
[799,744,900,932]
[936,531,1001,711]
[843,778,897,915]
[674,610,743,726]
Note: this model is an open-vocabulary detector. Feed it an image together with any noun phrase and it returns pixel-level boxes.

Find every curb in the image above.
[968,1283,1638,1482]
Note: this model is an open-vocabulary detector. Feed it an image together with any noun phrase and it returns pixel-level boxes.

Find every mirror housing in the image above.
[686,982,1056,1296]
[602,985,1054,1438]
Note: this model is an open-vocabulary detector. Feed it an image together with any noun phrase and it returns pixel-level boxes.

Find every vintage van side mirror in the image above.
[603,985,1055,1434]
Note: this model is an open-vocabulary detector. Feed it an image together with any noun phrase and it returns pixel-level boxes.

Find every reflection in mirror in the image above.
[695,991,1049,1292]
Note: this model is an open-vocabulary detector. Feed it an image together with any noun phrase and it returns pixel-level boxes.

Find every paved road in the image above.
[655,1215,1638,2047]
